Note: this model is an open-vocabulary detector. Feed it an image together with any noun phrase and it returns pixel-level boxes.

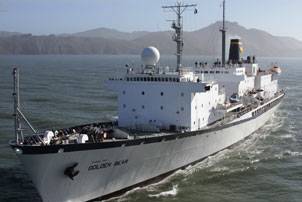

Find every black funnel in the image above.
[228,39,242,64]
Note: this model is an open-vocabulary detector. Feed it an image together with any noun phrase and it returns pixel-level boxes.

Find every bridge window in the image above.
[205,86,211,91]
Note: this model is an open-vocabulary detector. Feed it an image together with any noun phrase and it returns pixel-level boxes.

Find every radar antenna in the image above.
[162,2,197,72]
[220,0,226,66]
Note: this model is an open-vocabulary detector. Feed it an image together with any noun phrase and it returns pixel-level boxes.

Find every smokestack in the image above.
[228,39,242,64]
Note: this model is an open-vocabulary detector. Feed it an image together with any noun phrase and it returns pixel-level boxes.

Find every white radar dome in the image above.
[141,46,160,66]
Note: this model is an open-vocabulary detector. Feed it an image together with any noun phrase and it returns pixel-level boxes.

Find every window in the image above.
[161,92,164,96]
[122,91,126,95]
[123,104,126,108]
[142,105,145,109]
[181,92,184,97]
[132,108,136,112]
[160,106,163,110]
[142,91,145,95]
[181,107,184,111]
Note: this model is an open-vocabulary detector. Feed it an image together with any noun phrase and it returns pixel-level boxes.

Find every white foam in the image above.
[279,134,294,139]
[274,150,302,160]
[250,159,260,164]
[210,166,230,173]
[148,184,178,198]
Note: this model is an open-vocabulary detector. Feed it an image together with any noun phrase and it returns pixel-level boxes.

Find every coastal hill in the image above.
[1,21,302,57]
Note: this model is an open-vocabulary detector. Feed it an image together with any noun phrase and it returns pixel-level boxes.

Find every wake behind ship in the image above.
[9,1,284,202]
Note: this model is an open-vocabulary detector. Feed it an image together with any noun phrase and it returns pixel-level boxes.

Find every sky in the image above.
[1,0,302,40]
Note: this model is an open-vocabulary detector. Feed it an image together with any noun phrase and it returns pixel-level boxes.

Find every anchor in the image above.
[64,163,80,180]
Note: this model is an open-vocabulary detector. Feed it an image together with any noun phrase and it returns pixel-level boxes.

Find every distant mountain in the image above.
[0,34,139,55]
[0,31,24,37]
[1,21,302,56]
[72,28,150,41]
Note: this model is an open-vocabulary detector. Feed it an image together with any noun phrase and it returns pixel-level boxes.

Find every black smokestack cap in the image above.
[228,39,242,64]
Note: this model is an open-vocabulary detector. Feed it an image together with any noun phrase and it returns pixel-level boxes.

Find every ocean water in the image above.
[0,55,301,202]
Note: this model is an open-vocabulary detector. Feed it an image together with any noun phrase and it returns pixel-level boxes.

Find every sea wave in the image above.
[148,184,178,198]
[274,150,302,160]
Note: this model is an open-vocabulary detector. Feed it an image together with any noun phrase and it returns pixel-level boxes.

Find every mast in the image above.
[12,68,37,145]
[162,2,197,72]
[13,68,22,144]
[220,0,226,66]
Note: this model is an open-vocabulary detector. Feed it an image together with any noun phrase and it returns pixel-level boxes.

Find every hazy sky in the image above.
[1,0,302,40]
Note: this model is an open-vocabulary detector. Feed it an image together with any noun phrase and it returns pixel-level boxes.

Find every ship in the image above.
[9,1,284,202]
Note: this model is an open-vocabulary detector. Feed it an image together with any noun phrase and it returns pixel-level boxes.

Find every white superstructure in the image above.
[106,46,280,133]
